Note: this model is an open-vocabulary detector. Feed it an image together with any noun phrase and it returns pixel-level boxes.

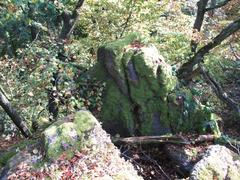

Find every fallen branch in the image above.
[113,135,189,145]
[113,134,217,146]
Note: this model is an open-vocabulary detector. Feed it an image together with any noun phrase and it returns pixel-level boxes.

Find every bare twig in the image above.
[230,43,240,61]
[119,0,134,38]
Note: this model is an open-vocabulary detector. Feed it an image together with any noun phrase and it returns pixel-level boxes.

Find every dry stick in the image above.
[113,135,190,145]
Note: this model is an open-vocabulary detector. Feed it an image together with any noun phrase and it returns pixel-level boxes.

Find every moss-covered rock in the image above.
[96,34,220,136]
[42,110,98,159]
[190,145,240,180]
[1,111,142,179]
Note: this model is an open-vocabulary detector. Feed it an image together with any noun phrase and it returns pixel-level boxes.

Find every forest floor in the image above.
[0,133,212,179]
[0,127,239,179]
[117,135,213,180]
[0,136,23,151]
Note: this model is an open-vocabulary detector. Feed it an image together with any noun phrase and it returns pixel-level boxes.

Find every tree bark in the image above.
[59,0,84,40]
[0,88,32,138]
[191,0,209,53]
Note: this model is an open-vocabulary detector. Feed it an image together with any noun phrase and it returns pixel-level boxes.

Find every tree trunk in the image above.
[178,17,240,80]
[47,0,85,121]
[0,89,32,138]
[191,0,209,53]
[59,0,84,40]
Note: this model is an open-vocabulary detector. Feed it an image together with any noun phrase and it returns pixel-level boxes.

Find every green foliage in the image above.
[156,33,192,64]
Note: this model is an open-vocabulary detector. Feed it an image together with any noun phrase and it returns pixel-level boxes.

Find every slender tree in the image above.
[178,0,240,114]
[0,86,32,138]
[48,0,85,120]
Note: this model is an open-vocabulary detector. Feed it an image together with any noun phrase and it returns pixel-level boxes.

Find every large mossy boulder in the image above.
[96,34,219,136]
[1,111,142,179]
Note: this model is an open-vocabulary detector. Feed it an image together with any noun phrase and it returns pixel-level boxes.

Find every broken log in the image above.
[113,134,217,146]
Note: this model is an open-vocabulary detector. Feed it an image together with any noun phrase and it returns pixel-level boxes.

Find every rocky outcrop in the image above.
[0,111,142,179]
[96,34,220,136]
[190,145,240,180]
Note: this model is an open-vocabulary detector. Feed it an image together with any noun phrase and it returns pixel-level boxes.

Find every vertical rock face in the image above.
[96,34,219,136]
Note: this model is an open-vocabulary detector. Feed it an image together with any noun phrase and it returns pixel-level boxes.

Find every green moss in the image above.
[43,111,97,159]
[103,33,140,52]
[74,111,97,133]
[98,37,178,135]
[101,81,134,135]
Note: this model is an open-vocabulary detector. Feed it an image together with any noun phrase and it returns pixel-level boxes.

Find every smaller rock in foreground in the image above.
[190,145,240,180]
